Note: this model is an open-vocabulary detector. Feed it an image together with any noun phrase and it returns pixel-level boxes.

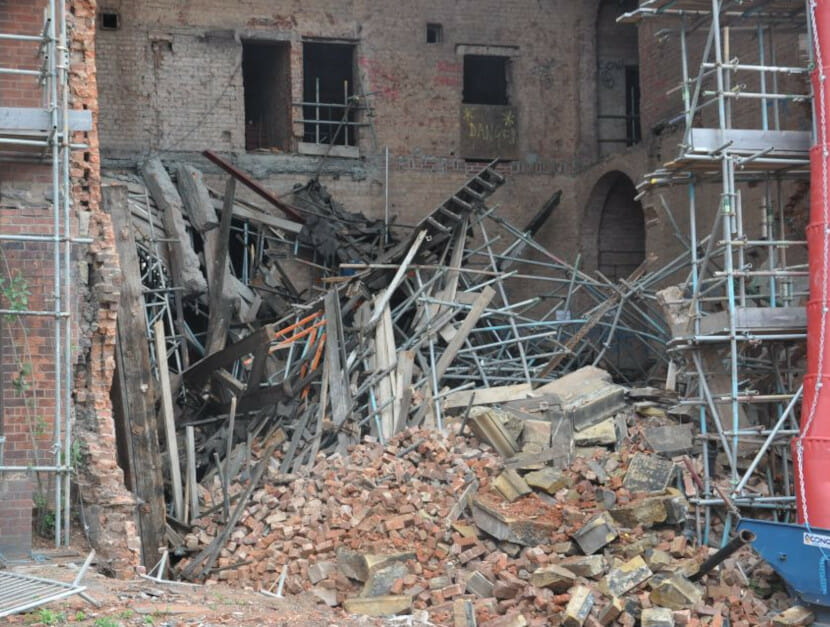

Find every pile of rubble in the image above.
[176,367,802,627]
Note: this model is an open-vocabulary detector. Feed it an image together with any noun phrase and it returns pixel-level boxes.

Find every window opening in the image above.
[625,66,642,146]
[302,42,357,147]
[426,23,443,44]
[100,10,120,30]
[242,41,292,152]
[463,55,509,105]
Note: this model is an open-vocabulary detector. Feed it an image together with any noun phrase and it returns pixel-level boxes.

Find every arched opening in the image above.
[581,171,650,379]
[597,174,645,280]
[596,0,641,157]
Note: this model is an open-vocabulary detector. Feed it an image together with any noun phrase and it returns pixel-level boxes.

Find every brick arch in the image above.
[581,170,645,280]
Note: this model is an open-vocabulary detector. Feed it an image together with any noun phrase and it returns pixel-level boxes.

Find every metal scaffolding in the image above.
[0,1,90,546]
[620,0,811,544]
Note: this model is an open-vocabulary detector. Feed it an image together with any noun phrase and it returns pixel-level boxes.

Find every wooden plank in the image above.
[176,163,218,233]
[324,291,351,428]
[185,426,199,522]
[393,350,415,433]
[435,287,495,378]
[106,183,166,569]
[443,384,534,410]
[154,319,185,521]
[208,196,303,234]
[367,230,427,328]
[373,304,397,441]
[205,177,236,356]
[141,157,207,297]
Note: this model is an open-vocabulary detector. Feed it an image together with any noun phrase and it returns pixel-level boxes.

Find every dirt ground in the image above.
[3,542,420,627]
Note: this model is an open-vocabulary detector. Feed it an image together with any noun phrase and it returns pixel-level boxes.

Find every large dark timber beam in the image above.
[202,150,306,223]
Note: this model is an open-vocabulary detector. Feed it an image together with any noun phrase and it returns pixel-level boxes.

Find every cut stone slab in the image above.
[572,511,618,555]
[603,555,653,597]
[343,595,412,617]
[466,570,495,598]
[521,419,552,449]
[529,564,577,592]
[574,417,618,447]
[467,407,520,458]
[562,585,595,627]
[645,549,672,572]
[362,561,409,597]
[649,575,703,610]
[535,366,627,431]
[524,467,572,494]
[772,606,816,626]
[560,555,607,579]
[623,453,676,493]
[308,561,336,584]
[471,494,560,546]
[480,613,528,627]
[610,497,668,528]
[337,548,414,583]
[644,424,694,457]
[641,607,675,627]
[493,468,532,502]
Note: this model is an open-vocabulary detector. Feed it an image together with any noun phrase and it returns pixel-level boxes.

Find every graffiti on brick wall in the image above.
[357,56,400,101]
[460,104,519,160]
[434,60,461,88]
[391,151,580,176]
[529,58,555,90]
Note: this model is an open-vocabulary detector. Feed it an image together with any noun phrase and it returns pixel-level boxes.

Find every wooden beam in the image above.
[154,319,185,521]
[142,158,207,297]
[106,183,166,569]
[202,150,305,223]
[176,163,218,233]
[204,177,236,356]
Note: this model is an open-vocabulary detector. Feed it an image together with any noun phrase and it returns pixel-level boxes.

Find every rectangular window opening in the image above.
[243,41,292,152]
[302,42,357,147]
[463,55,509,105]
[426,23,443,44]
[624,65,642,146]
[100,10,120,30]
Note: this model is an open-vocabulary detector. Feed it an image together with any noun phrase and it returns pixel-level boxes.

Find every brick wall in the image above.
[0,0,139,575]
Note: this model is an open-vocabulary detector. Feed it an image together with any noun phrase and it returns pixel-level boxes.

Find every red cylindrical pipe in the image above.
[795,1,830,525]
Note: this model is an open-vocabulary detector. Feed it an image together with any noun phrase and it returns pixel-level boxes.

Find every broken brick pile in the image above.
[178,400,804,627]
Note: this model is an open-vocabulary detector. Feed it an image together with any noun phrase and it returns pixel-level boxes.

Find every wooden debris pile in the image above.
[175,391,794,627]
[105,153,693,577]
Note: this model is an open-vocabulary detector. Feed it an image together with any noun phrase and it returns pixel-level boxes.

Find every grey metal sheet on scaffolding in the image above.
[0,571,86,618]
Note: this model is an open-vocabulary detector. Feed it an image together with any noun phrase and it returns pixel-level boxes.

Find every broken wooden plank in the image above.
[367,229,427,328]
[185,425,199,522]
[176,163,219,233]
[205,177,236,356]
[107,183,167,569]
[392,350,415,433]
[141,157,207,297]
[154,319,184,521]
[373,303,397,441]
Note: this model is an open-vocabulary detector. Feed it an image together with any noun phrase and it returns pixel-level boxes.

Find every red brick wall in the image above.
[0,0,139,575]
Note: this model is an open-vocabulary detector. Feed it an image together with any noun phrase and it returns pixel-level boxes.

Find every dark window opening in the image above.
[463,55,509,105]
[625,66,642,146]
[100,10,120,30]
[302,42,357,147]
[242,41,292,152]
[426,23,443,44]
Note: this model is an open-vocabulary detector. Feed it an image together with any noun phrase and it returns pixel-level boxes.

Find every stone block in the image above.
[529,564,576,592]
[524,467,571,494]
[563,585,595,627]
[644,425,694,457]
[641,607,675,627]
[598,597,625,626]
[535,366,627,431]
[466,570,495,598]
[574,417,618,447]
[649,575,703,610]
[343,595,412,616]
[623,454,676,493]
[572,511,618,555]
[561,554,607,578]
[603,556,653,597]
[471,496,559,546]
[493,468,532,502]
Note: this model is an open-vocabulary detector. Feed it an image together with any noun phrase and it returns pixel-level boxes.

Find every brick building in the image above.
[0,0,812,574]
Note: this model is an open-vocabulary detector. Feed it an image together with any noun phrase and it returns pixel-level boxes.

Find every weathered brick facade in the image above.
[0,0,138,575]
